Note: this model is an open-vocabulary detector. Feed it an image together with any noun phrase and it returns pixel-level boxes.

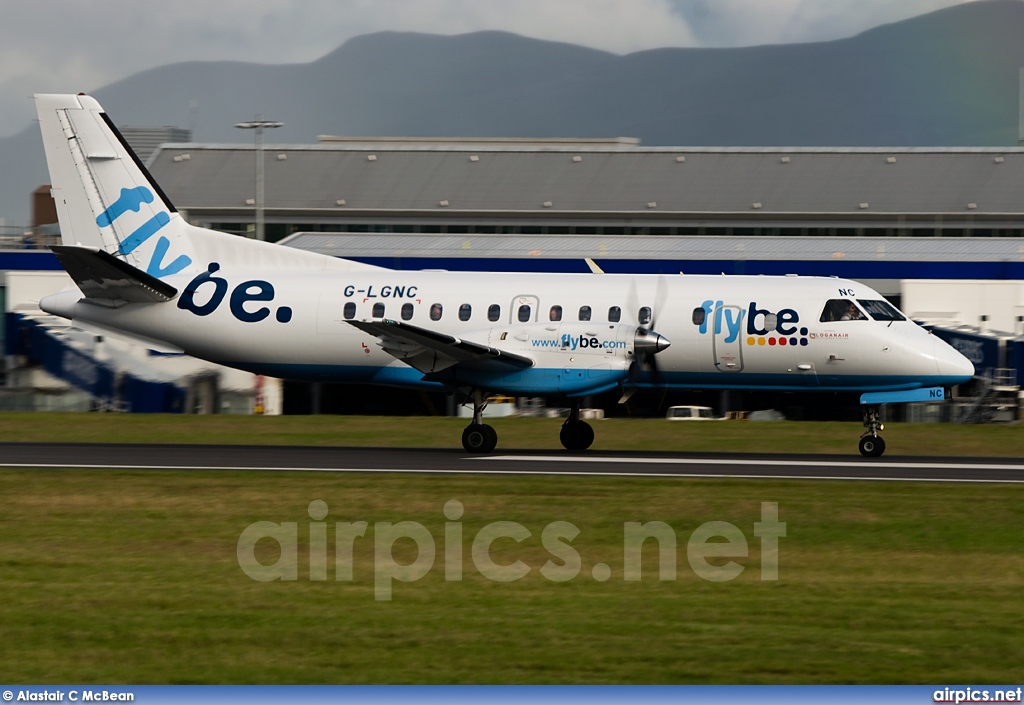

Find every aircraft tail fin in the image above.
[36,93,385,283]
[35,93,198,280]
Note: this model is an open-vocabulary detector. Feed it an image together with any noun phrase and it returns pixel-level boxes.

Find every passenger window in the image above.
[549,305,562,322]
[518,304,531,323]
[401,303,414,320]
[764,313,777,332]
[820,299,866,322]
[692,307,705,326]
[488,304,500,322]
[430,303,443,321]
[372,302,385,318]
[638,306,652,325]
[608,306,621,323]
[579,305,592,322]
[858,299,906,322]
[459,303,472,321]
[343,302,356,319]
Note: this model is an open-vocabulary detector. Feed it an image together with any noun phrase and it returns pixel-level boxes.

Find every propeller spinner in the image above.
[634,327,671,355]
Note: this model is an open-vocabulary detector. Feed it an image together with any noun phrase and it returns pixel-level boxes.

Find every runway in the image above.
[1,443,1023,483]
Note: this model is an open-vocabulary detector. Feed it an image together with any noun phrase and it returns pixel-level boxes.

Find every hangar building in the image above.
[146,139,1024,302]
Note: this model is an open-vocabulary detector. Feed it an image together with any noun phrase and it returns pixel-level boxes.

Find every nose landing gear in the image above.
[859,404,886,457]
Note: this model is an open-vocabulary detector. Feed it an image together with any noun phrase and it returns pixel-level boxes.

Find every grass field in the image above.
[0,412,1022,456]
[1,468,1023,684]
[1,413,1022,683]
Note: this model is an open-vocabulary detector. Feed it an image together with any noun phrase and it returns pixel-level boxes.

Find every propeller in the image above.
[625,274,672,385]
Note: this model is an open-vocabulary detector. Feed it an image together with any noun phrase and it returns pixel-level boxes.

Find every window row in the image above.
[341,302,655,324]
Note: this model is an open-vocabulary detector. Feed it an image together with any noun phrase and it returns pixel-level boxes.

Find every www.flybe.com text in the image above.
[532,335,627,350]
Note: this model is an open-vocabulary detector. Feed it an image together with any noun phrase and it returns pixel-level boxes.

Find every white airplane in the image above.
[33,93,974,457]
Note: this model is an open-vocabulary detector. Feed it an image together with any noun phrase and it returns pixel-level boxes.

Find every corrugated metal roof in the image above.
[280,233,1024,262]
[149,144,1024,217]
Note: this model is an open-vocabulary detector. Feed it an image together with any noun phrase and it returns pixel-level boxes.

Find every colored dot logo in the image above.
[746,327,809,346]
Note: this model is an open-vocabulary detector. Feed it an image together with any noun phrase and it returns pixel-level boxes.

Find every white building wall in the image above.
[901,280,1024,334]
[5,271,70,312]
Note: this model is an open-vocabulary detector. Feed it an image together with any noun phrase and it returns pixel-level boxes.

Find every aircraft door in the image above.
[712,304,745,372]
[510,295,540,323]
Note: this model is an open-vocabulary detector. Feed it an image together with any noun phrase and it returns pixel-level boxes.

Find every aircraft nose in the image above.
[933,337,975,384]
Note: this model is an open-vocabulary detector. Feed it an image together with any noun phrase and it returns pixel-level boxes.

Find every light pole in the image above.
[234,115,283,241]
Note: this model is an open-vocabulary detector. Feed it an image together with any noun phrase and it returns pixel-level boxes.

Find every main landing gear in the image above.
[459,392,595,454]
[461,390,497,453]
[858,404,886,458]
[560,403,595,452]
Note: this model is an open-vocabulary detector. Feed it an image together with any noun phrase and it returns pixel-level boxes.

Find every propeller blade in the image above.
[625,276,640,325]
[650,273,669,331]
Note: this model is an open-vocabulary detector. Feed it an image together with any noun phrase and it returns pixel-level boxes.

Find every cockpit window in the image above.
[820,299,867,322]
[858,299,906,322]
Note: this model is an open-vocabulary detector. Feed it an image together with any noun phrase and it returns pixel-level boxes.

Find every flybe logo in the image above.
[96,186,192,279]
[177,263,293,324]
[697,300,810,347]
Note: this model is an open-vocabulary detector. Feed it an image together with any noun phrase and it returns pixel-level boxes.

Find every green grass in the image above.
[0,412,1022,456]
[0,413,1021,682]
[1,469,1023,683]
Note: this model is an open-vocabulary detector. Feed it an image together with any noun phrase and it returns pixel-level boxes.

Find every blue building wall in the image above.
[4,249,1024,279]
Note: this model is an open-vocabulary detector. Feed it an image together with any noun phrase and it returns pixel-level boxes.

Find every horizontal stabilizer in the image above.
[347,318,534,374]
[51,245,178,306]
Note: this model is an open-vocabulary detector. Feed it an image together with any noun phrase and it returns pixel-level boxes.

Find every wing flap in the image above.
[346,318,534,374]
[50,244,177,306]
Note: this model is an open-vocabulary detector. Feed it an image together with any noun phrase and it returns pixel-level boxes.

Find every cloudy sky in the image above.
[0,0,980,139]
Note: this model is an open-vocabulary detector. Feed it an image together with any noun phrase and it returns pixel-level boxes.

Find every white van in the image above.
[665,405,719,420]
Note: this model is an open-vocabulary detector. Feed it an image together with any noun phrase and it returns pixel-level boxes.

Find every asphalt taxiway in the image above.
[1,443,1023,483]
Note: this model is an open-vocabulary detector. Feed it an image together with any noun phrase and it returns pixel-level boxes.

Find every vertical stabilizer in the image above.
[35,93,194,279]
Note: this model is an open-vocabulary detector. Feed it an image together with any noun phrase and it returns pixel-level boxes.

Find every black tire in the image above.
[560,420,595,451]
[858,435,886,458]
[462,423,497,453]
[482,424,498,450]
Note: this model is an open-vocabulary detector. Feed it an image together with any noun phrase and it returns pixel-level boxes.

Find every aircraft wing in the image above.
[346,318,534,374]
[51,245,177,307]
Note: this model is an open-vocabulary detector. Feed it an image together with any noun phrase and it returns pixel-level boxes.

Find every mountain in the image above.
[3,0,1024,225]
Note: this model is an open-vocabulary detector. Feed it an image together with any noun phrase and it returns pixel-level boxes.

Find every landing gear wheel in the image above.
[482,424,497,450]
[560,420,595,451]
[858,404,886,457]
[462,423,497,453]
[858,434,886,458]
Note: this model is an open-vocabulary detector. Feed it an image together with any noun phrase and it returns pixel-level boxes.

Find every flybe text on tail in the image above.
[96,186,190,278]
